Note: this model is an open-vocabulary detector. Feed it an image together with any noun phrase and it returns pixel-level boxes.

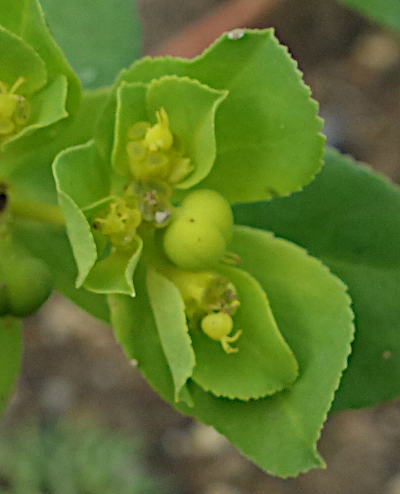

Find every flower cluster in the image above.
[52,29,354,477]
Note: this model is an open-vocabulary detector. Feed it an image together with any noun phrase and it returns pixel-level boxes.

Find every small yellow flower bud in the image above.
[145,108,173,151]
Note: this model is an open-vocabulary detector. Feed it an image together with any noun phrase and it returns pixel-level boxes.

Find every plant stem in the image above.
[9,195,65,227]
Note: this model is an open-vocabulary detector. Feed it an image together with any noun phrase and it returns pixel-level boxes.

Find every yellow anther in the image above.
[14,97,30,126]
[145,108,173,151]
[0,77,30,137]
[201,312,242,354]
[94,198,142,247]
[127,121,150,141]
[126,109,193,186]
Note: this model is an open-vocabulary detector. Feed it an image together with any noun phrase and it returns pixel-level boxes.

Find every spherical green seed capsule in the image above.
[0,237,54,318]
[163,215,226,270]
[181,189,233,243]
[201,312,233,341]
[5,256,53,317]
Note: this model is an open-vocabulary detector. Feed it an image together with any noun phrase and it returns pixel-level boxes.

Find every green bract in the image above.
[0,0,80,157]
[51,29,356,477]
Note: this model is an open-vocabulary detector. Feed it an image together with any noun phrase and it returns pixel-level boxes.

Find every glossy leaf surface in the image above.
[109,226,354,476]
[101,29,324,203]
[235,148,400,410]
[191,265,298,400]
[146,268,195,402]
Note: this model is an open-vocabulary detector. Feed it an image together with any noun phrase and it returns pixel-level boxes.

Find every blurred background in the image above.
[1,0,400,493]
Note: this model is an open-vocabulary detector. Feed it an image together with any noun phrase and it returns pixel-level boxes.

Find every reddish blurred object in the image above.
[148,0,279,58]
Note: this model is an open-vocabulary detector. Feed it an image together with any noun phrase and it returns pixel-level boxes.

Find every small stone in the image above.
[227,28,245,41]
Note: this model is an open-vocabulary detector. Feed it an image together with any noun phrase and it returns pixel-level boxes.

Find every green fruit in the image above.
[163,189,233,270]
[0,236,53,317]
[5,257,53,317]
[201,312,233,341]
[181,189,233,242]
[163,215,226,270]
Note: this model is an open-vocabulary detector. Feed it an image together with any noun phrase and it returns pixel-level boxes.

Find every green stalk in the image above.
[9,195,65,227]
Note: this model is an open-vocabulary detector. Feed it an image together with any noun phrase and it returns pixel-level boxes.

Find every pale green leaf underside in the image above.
[53,140,110,287]
[0,26,47,94]
[234,148,400,411]
[0,0,80,115]
[40,0,142,89]
[190,264,298,400]
[146,268,195,402]
[109,226,354,477]
[338,0,400,32]
[0,318,22,415]
[119,29,324,203]
[146,76,227,189]
[84,237,143,297]
[112,82,147,175]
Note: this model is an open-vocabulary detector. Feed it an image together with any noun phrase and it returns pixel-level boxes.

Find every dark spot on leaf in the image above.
[265,187,279,198]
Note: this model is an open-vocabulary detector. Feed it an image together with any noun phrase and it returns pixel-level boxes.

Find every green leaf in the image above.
[0,317,22,414]
[190,265,298,400]
[146,76,227,189]
[0,0,80,115]
[117,29,324,203]
[109,226,354,477]
[3,87,111,199]
[40,0,142,89]
[146,267,195,402]
[84,237,143,296]
[53,140,110,287]
[4,89,112,323]
[0,26,47,94]
[338,0,400,33]
[234,148,400,411]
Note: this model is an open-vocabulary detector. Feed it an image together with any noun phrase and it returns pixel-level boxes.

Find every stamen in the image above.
[0,77,30,137]
[222,252,243,266]
[125,109,193,186]
[145,107,173,151]
[93,197,142,247]
[10,77,25,94]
